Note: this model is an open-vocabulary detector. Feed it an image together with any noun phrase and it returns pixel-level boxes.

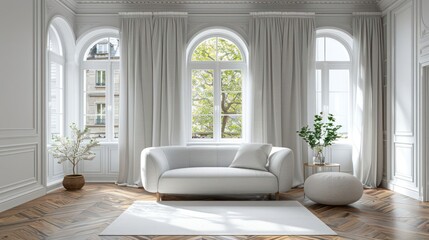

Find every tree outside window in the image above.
[190,36,245,141]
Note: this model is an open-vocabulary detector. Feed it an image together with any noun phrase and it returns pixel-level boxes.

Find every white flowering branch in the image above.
[50,123,99,175]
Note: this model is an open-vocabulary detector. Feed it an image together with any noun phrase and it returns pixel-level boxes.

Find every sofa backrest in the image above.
[158,145,240,169]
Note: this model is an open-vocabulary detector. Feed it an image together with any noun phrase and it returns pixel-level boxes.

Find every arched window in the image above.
[81,37,120,141]
[47,25,64,142]
[188,30,247,141]
[315,29,352,135]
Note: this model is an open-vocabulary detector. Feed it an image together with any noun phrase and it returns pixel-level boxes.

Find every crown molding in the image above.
[57,0,382,14]
[73,0,379,4]
[377,0,403,13]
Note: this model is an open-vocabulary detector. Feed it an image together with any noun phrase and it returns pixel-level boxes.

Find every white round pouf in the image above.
[304,172,363,205]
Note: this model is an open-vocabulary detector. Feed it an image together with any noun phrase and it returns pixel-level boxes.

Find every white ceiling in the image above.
[58,0,388,14]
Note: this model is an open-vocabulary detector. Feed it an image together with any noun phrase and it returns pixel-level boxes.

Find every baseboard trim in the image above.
[46,180,63,193]
[382,179,422,201]
[0,186,46,212]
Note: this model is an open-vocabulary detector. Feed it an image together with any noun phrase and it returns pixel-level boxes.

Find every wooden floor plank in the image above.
[0,183,428,240]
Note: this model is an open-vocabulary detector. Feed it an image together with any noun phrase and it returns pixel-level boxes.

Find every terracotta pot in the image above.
[62,174,85,190]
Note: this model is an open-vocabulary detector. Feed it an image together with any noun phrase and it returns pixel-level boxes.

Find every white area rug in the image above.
[100,201,336,236]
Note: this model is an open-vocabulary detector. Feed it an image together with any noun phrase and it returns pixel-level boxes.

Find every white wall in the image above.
[417,0,429,201]
[0,0,45,211]
[382,0,429,201]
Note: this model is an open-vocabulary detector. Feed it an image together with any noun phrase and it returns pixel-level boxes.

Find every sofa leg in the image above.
[275,192,280,200]
[156,192,161,201]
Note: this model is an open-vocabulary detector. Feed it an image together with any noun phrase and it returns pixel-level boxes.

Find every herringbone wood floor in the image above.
[0,184,428,240]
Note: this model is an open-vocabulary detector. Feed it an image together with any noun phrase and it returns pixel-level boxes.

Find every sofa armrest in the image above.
[141,147,170,193]
[268,148,294,193]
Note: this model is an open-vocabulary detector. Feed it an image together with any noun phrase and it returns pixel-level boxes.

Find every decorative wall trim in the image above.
[0,0,45,212]
[0,0,41,139]
[393,143,414,182]
[74,0,379,5]
[352,12,382,15]
[0,186,45,212]
[58,0,381,14]
[382,179,421,200]
[419,0,429,37]
[0,144,39,194]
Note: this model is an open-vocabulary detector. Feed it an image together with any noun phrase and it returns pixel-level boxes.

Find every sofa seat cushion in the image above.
[158,167,278,194]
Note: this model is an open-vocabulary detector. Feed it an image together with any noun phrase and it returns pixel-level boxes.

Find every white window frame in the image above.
[47,26,65,143]
[315,30,353,137]
[80,36,120,143]
[186,29,248,143]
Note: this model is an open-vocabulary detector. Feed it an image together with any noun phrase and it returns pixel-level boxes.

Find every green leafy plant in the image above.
[297,112,342,156]
[50,123,99,175]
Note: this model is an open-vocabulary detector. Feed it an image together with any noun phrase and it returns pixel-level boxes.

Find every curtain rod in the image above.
[105,12,381,17]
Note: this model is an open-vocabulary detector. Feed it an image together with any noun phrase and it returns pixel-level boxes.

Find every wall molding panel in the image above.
[0,0,45,212]
[384,0,420,200]
[393,143,415,183]
[0,145,39,194]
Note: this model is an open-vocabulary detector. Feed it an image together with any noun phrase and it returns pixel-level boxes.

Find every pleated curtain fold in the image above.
[117,13,187,186]
[351,14,384,188]
[248,13,315,187]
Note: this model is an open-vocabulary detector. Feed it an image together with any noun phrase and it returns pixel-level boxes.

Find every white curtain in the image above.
[351,14,384,188]
[248,13,315,187]
[118,13,187,186]
[152,13,187,146]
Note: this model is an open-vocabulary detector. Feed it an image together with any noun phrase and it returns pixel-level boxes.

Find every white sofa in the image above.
[141,145,294,200]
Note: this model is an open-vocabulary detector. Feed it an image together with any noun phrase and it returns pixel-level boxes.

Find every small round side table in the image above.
[303,163,341,181]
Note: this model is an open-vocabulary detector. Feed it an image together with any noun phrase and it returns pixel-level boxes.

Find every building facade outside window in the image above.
[81,37,120,140]
[188,30,247,142]
[96,103,106,125]
[96,70,106,86]
[315,29,352,136]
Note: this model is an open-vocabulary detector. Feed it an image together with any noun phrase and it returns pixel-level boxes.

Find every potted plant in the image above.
[297,112,342,165]
[50,123,99,190]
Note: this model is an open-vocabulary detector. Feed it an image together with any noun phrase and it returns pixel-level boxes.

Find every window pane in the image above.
[325,37,350,61]
[109,38,120,59]
[221,115,242,138]
[113,68,120,139]
[316,69,322,92]
[192,69,214,115]
[49,62,63,142]
[316,37,325,61]
[221,69,242,91]
[221,92,242,114]
[96,70,106,86]
[329,93,348,133]
[192,69,214,139]
[221,70,242,114]
[329,69,349,92]
[316,93,322,114]
[217,37,243,61]
[84,69,106,139]
[315,69,322,114]
[48,27,62,56]
[192,38,216,61]
[96,103,106,124]
[86,38,109,60]
[192,115,213,139]
[329,69,349,134]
